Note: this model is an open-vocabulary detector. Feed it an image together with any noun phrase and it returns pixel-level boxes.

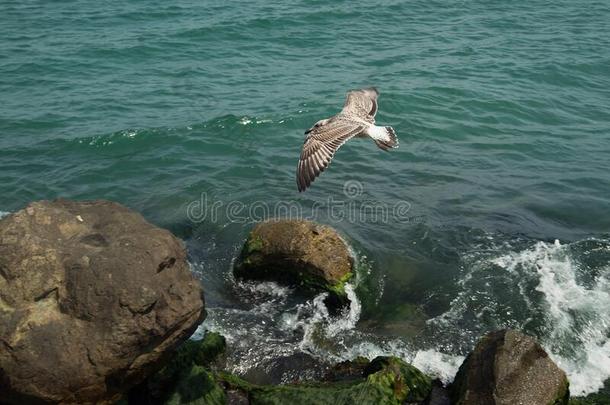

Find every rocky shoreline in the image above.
[124,327,573,405]
[0,200,605,404]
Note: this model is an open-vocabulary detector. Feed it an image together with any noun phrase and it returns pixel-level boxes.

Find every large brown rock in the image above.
[450,329,569,405]
[0,199,205,404]
[233,220,354,307]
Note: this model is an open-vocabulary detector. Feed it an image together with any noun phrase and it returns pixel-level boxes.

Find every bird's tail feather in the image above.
[374,126,399,151]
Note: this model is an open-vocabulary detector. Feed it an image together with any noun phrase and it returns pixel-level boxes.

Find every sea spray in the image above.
[412,350,464,384]
[430,237,610,396]
[492,239,610,396]
[296,283,363,355]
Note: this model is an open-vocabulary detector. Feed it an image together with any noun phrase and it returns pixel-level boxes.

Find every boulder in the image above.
[450,329,569,405]
[0,199,205,404]
[234,220,354,307]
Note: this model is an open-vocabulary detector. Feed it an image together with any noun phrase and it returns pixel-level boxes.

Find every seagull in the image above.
[296,87,399,192]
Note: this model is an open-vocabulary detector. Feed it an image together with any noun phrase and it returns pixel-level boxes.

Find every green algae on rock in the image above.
[130,335,432,405]
[234,219,355,308]
[127,332,227,404]
[323,356,371,382]
[217,355,431,405]
[165,366,225,405]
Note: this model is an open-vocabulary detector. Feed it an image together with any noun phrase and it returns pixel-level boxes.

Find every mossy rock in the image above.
[165,365,225,405]
[218,356,431,405]
[234,220,354,308]
[128,350,431,405]
[127,332,226,404]
[324,356,371,382]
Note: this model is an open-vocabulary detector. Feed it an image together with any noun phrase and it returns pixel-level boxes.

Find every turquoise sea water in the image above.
[2,0,610,396]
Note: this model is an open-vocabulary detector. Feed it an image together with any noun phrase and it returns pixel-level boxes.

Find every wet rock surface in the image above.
[450,329,570,405]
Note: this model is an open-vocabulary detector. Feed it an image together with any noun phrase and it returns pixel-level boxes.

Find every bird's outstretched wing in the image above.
[296,119,364,192]
[341,87,379,123]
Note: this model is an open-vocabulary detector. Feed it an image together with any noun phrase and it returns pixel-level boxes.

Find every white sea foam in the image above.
[413,350,464,384]
[192,280,292,341]
[289,283,364,355]
[326,284,361,337]
[492,239,610,395]
[0,211,9,219]
[331,338,463,385]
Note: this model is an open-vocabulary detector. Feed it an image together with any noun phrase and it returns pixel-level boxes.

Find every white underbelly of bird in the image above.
[296,87,399,192]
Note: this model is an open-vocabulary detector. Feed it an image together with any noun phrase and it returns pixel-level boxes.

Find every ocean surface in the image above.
[2,0,610,397]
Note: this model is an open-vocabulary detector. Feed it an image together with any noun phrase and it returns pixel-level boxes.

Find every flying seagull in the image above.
[296,87,398,192]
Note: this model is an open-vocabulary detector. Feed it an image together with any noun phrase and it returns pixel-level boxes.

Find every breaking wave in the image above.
[493,240,610,396]
[429,237,610,395]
